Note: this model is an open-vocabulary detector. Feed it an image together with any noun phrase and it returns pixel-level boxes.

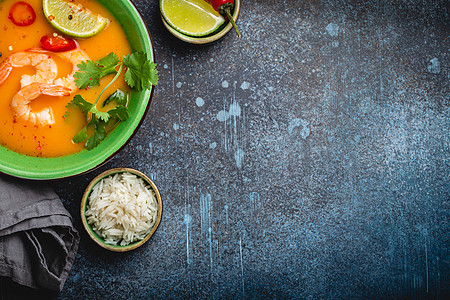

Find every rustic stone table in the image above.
[2,0,448,299]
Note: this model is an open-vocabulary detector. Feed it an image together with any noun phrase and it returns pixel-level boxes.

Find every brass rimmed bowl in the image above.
[80,168,162,252]
[161,0,241,44]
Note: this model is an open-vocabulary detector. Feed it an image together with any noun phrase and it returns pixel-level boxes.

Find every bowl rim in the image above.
[0,0,156,181]
[160,0,241,44]
[80,167,163,252]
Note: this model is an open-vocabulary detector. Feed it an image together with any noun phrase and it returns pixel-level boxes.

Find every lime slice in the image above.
[42,0,108,38]
[160,0,225,37]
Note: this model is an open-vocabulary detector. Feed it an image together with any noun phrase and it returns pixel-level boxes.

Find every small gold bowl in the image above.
[161,0,241,44]
[80,168,162,252]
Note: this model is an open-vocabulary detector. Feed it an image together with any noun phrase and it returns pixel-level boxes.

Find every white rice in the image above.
[85,172,158,246]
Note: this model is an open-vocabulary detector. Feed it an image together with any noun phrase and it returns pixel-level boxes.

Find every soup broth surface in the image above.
[0,0,131,157]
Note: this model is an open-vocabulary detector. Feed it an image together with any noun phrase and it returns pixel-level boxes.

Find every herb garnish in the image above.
[65,51,158,150]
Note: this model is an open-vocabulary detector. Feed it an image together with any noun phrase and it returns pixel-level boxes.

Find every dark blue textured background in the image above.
[2,0,449,299]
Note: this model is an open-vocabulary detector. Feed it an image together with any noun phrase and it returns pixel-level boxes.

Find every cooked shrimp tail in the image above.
[11,82,71,126]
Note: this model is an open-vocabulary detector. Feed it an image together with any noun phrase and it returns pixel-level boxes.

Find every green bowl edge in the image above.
[0,0,154,180]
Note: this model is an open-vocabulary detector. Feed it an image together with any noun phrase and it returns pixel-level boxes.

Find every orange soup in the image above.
[0,0,131,157]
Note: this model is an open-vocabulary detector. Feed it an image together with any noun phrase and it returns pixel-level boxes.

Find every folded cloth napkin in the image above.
[0,174,79,292]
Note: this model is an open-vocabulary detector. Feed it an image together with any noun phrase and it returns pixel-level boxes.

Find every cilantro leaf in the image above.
[64,94,93,119]
[71,116,108,150]
[123,51,159,91]
[68,94,93,114]
[74,52,119,89]
[102,89,127,107]
[108,105,129,121]
[96,52,120,69]
[90,106,110,123]
[72,126,88,144]
[85,118,107,150]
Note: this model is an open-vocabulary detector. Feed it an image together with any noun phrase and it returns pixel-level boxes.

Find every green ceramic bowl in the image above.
[81,168,162,252]
[0,0,154,180]
[161,0,240,44]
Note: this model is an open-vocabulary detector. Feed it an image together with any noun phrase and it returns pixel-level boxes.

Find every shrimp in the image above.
[23,48,91,93]
[53,49,91,94]
[11,82,71,126]
[0,51,58,87]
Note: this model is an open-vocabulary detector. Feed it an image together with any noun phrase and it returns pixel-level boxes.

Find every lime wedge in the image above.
[160,0,225,37]
[42,0,108,38]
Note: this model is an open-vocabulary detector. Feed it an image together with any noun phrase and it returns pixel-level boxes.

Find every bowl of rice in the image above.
[80,168,162,252]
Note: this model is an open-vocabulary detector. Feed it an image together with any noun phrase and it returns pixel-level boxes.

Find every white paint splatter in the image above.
[209,226,213,276]
[250,192,259,216]
[222,80,229,88]
[240,236,245,297]
[209,142,217,149]
[176,82,182,88]
[184,212,192,265]
[224,205,229,225]
[288,118,310,139]
[196,97,204,107]
[326,23,339,37]
[217,102,241,122]
[235,148,245,169]
[229,102,241,117]
[200,193,212,235]
[184,214,192,224]
[240,81,250,90]
[216,110,230,122]
[427,57,441,74]
[163,64,168,69]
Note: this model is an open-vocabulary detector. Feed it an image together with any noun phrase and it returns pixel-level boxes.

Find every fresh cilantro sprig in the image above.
[66,51,158,150]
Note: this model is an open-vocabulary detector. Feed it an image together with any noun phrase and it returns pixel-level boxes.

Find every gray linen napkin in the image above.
[0,175,79,292]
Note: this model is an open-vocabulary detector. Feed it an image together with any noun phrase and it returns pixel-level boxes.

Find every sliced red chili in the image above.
[40,35,77,52]
[8,2,36,26]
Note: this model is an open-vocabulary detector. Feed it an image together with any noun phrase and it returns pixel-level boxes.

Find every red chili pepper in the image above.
[205,0,241,38]
[8,1,36,26]
[40,35,77,52]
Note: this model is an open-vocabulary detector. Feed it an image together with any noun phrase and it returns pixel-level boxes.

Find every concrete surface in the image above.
[2,0,448,299]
